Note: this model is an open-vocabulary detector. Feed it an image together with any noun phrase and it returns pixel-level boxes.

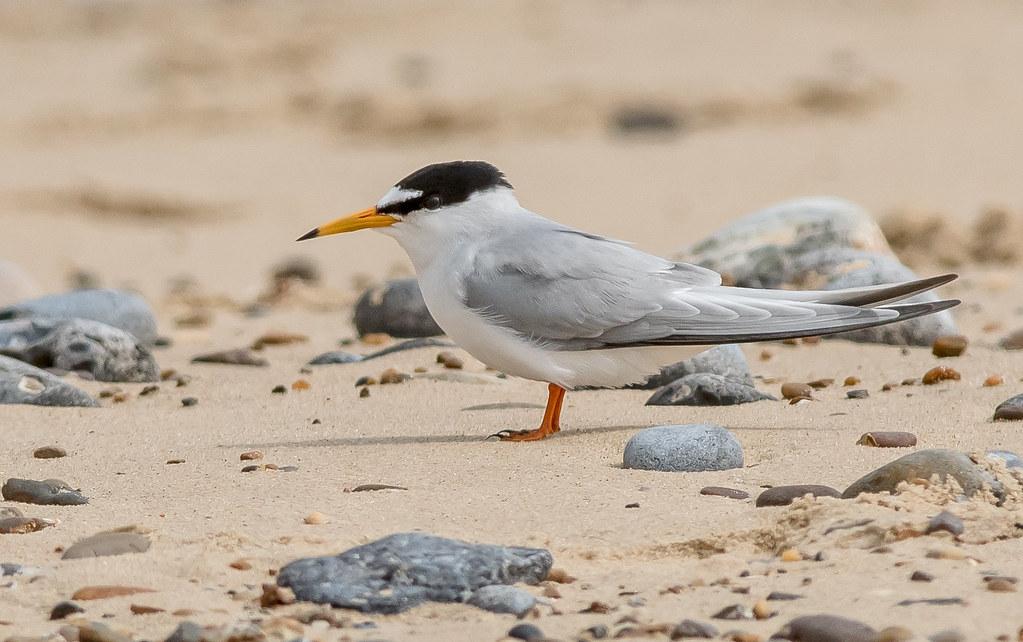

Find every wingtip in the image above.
[296,228,319,242]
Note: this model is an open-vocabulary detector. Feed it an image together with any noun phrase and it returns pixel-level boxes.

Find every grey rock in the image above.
[622,424,744,472]
[354,279,443,338]
[49,601,84,620]
[0,260,40,307]
[671,619,718,638]
[634,345,752,390]
[276,532,552,614]
[842,449,1002,500]
[0,318,158,382]
[986,450,1023,469]
[308,338,455,365]
[467,585,536,616]
[163,621,203,642]
[0,289,157,345]
[772,614,877,641]
[611,106,682,135]
[756,485,842,507]
[2,478,88,505]
[62,531,150,559]
[925,511,964,536]
[191,348,268,367]
[507,623,545,641]
[711,604,753,620]
[993,394,1023,421]
[0,355,98,407]
[646,373,774,406]
[308,350,364,365]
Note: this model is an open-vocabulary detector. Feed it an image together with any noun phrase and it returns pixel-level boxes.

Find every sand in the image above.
[2,2,1023,640]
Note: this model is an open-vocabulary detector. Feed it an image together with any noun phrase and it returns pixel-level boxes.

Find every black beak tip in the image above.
[296,228,320,242]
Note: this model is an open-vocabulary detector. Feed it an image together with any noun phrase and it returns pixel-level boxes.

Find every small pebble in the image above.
[711,604,753,620]
[925,511,964,536]
[361,332,391,345]
[507,623,545,641]
[984,374,1004,387]
[239,451,263,461]
[780,548,802,562]
[670,620,717,639]
[166,458,184,465]
[807,378,833,389]
[139,385,159,396]
[291,379,311,391]
[49,601,84,620]
[856,431,917,448]
[911,570,934,582]
[755,485,841,507]
[33,446,67,459]
[181,397,198,407]
[304,511,327,525]
[380,368,411,384]
[271,385,287,394]
[765,592,802,601]
[846,389,869,399]
[994,394,1023,421]
[355,375,376,386]
[251,332,308,350]
[359,387,370,398]
[882,382,897,391]
[436,351,464,369]
[582,624,610,639]
[752,599,773,619]
[781,382,812,399]
[878,626,915,641]
[843,376,861,386]
[932,335,968,358]
[922,366,960,385]
[129,604,164,615]
[192,349,268,367]
[986,578,1017,592]
[700,486,750,500]
[902,377,919,386]
[229,559,252,571]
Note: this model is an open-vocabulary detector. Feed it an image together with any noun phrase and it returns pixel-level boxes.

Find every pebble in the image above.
[842,449,1001,500]
[581,624,610,639]
[251,332,308,350]
[191,349,268,367]
[755,485,841,507]
[240,451,263,461]
[276,532,551,614]
[273,256,320,283]
[163,621,204,642]
[911,570,934,582]
[932,335,968,357]
[993,394,1023,421]
[436,351,464,369]
[877,626,914,641]
[359,387,370,398]
[807,378,833,389]
[291,379,311,391]
[0,516,57,534]
[772,614,877,641]
[0,289,158,345]
[928,630,966,642]
[379,368,411,384]
[636,344,753,390]
[846,389,869,399]
[354,278,443,338]
[766,592,802,601]
[922,366,960,385]
[781,382,813,399]
[355,376,376,386]
[646,374,775,406]
[2,478,88,505]
[780,548,803,562]
[139,385,158,396]
[33,446,67,459]
[983,374,1004,386]
[712,604,753,620]
[998,328,1023,350]
[611,106,681,134]
[925,511,964,536]
[271,385,287,394]
[0,355,98,407]
[128,603,164,614]
[350,484,407,492]
[623,424,744,472]
[181,397,198,407]
[71,585,154,600]
[308,350,364,365]
[507,623,545,641]
[304,512,327,525]
[62,531,151,559]
[843,376,861,386]
[49,601,84,620]
[985,577,1017,592]
[856,431,917,448]
[467,584,536,616]
[752,600,774,619]
[700,486,750,500]
[896,597,965,606]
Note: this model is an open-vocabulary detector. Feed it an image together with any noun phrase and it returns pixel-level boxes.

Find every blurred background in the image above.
[1,0,1021,304]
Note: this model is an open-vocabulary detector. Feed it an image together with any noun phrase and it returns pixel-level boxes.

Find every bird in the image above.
[298,161,959,442]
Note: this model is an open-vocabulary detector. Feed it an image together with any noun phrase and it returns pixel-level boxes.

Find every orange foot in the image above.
[489,383,566,442]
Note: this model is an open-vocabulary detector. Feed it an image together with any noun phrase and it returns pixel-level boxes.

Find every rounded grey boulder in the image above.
[0,289,158,345]
[623,424,744,472]
[353,279,443,338]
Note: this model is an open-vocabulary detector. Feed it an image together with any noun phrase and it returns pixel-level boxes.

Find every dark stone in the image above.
[896,598,965,606]
[0,355,97,407]
[634,345,752,390]
[611,106,682,135]
[49,601,84,620]
[925,511,964,536]
[711,604,752,620]
[0,318,159,383]
[670,619,718,638]
[276,532,552,614]
[646,373,775,406]
[756,485,842,507]
[507,623,545,641]
[1,478,88,505]
[846,389,869,399]
[772,614,877,641]
[911,570,934,582]
[181,397,198,407]
[353,279,443,338]
[0,289,158,345]
[623,424,744,472]
[994,394,1023,421]
[766,592,803,601]
[842,449,1002,500]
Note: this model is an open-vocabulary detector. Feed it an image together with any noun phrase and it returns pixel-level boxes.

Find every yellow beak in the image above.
[296,207,395,241]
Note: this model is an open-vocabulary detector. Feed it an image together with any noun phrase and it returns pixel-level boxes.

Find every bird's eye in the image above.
[423,195,442,210]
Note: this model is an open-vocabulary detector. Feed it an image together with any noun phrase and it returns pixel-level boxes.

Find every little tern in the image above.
[299,161,959,441]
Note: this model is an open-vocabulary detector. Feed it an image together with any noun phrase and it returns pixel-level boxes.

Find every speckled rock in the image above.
[0,355,98,407]
[353,279,443,338]
[623,424,743,472]
[634,345,753,390]
[646,373,774,406]
[467,585,536,616]
[276,532,551,614]
[0,289,158,345]
[0,318,158,382]
[842,449,1001,500]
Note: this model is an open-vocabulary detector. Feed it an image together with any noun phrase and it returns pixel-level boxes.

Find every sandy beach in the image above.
[2,2,1023,640]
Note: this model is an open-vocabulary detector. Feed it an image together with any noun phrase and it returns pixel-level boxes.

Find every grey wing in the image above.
[462,227,958,350]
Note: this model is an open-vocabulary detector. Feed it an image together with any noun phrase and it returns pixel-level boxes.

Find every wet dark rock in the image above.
[772,614,877,641]
[634,345,752,390]
[2,478,88,505]
[842,449,1002,500]
[276,532,552,614]
[646,373,775,406]
[507,623,545,641]
[354,279,443,338]
[700,486,750,500]
[191,349,268,367]
[50,601,85,620]
[62,531,150,559]
[756,485,841,507]
[0,355,98,407]
[467,585,536,616]
[623,424,743,472]
[993,394,1023,421]
[670,619,718,639]
[0,318,159,382]
[925,511,964,536]
[0,289,158,345]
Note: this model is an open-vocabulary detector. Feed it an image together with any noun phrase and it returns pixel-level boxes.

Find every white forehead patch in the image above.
[377,187,423,210]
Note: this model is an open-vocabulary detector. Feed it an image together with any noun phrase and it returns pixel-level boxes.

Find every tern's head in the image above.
[297,161,516,243]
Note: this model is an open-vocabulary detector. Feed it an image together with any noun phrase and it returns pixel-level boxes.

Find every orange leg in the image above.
[491,383,567,442]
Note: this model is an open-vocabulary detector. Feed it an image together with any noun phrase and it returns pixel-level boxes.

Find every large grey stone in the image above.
[0,289,158,345]
[353,279,443,338]
[623,424,744,472]
[0,355,97,407]
[646,373,774,406]
[772,614,877,642]
[634,345,752,390]
[0,318,158,382]
[2,478,88,505]
[276,532,552,614]
[0,260,40,307]
[842,449,1002,500]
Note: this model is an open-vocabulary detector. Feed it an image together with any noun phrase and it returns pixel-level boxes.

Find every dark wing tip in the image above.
[296,228,320,242]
